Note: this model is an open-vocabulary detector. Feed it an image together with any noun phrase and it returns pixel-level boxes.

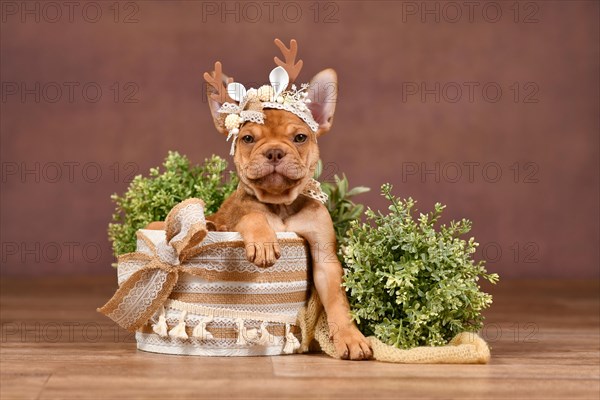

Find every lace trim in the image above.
[160,314,292,329]
[262,101,319,132]
[173,279,308,295]
[117,258,150,285]
[240,110,264,124]
[301,178,328,204]
[122,232,308,278]
[176,302,306,314]
[184,246,308,273]
[164,299,299,325]
[167,202,206,251]
[218,103,240,114]
[108,269,169,328]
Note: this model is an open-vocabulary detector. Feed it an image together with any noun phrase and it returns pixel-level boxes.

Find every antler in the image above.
[203,61,234,103]
[274,38,303,83]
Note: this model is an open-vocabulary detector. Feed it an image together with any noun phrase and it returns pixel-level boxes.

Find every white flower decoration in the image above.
[224,114,242,131]
[257,85,274,101]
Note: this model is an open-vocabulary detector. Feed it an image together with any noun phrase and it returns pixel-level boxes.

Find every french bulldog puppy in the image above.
[204,65,372,360]
[149,40,372,360]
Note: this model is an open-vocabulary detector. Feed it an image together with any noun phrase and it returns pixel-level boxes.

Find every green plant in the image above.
[108,151,238,258]
[314,161,370,246]
[342,183,499,349]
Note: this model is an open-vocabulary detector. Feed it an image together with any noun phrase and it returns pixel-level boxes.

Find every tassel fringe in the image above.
[235,318,249,345]
[192,316,214,340]
[168,310,189,339]
[234,318,264,345]
[152,306,169,337]
[152,309,298,352]
[256,322,275,346]
[283,323,301,354]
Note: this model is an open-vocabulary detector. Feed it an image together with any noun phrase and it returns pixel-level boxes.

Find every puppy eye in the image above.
[241,135,254,144]
[294,134,308,143]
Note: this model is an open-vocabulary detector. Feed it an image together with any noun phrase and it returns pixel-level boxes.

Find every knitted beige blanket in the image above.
[298,289,490,364]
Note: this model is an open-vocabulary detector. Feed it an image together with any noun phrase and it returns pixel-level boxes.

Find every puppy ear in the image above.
[307,68,338,137]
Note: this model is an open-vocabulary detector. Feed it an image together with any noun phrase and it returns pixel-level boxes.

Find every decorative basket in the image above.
[130,230,309,356]
[99,199,311,357]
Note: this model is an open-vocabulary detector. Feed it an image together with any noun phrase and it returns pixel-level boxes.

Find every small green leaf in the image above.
[347,186,371,197]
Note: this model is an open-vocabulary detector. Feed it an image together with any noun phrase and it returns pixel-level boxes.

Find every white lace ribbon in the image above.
[302,179,328,204]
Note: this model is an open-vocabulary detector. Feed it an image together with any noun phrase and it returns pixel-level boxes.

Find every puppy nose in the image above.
[265,148,286,163]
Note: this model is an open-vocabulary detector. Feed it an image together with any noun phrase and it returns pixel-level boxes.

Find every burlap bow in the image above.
[98,198,210,332]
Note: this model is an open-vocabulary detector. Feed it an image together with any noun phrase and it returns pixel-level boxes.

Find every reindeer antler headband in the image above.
[203,39,319,155]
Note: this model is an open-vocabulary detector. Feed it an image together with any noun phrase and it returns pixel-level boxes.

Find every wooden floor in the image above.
[1,277,598,399]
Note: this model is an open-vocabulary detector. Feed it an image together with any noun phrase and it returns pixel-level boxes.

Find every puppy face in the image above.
[234,110,319,204]
[206,68,338,205]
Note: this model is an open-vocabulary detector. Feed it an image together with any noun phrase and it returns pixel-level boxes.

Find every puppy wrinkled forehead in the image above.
[239,110,317,146]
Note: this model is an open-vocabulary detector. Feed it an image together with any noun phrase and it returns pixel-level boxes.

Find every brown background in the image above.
[1,1,598,279]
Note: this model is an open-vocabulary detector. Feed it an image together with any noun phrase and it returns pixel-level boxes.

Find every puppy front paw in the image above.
[245,241,281,268]
[330,323,372,361]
